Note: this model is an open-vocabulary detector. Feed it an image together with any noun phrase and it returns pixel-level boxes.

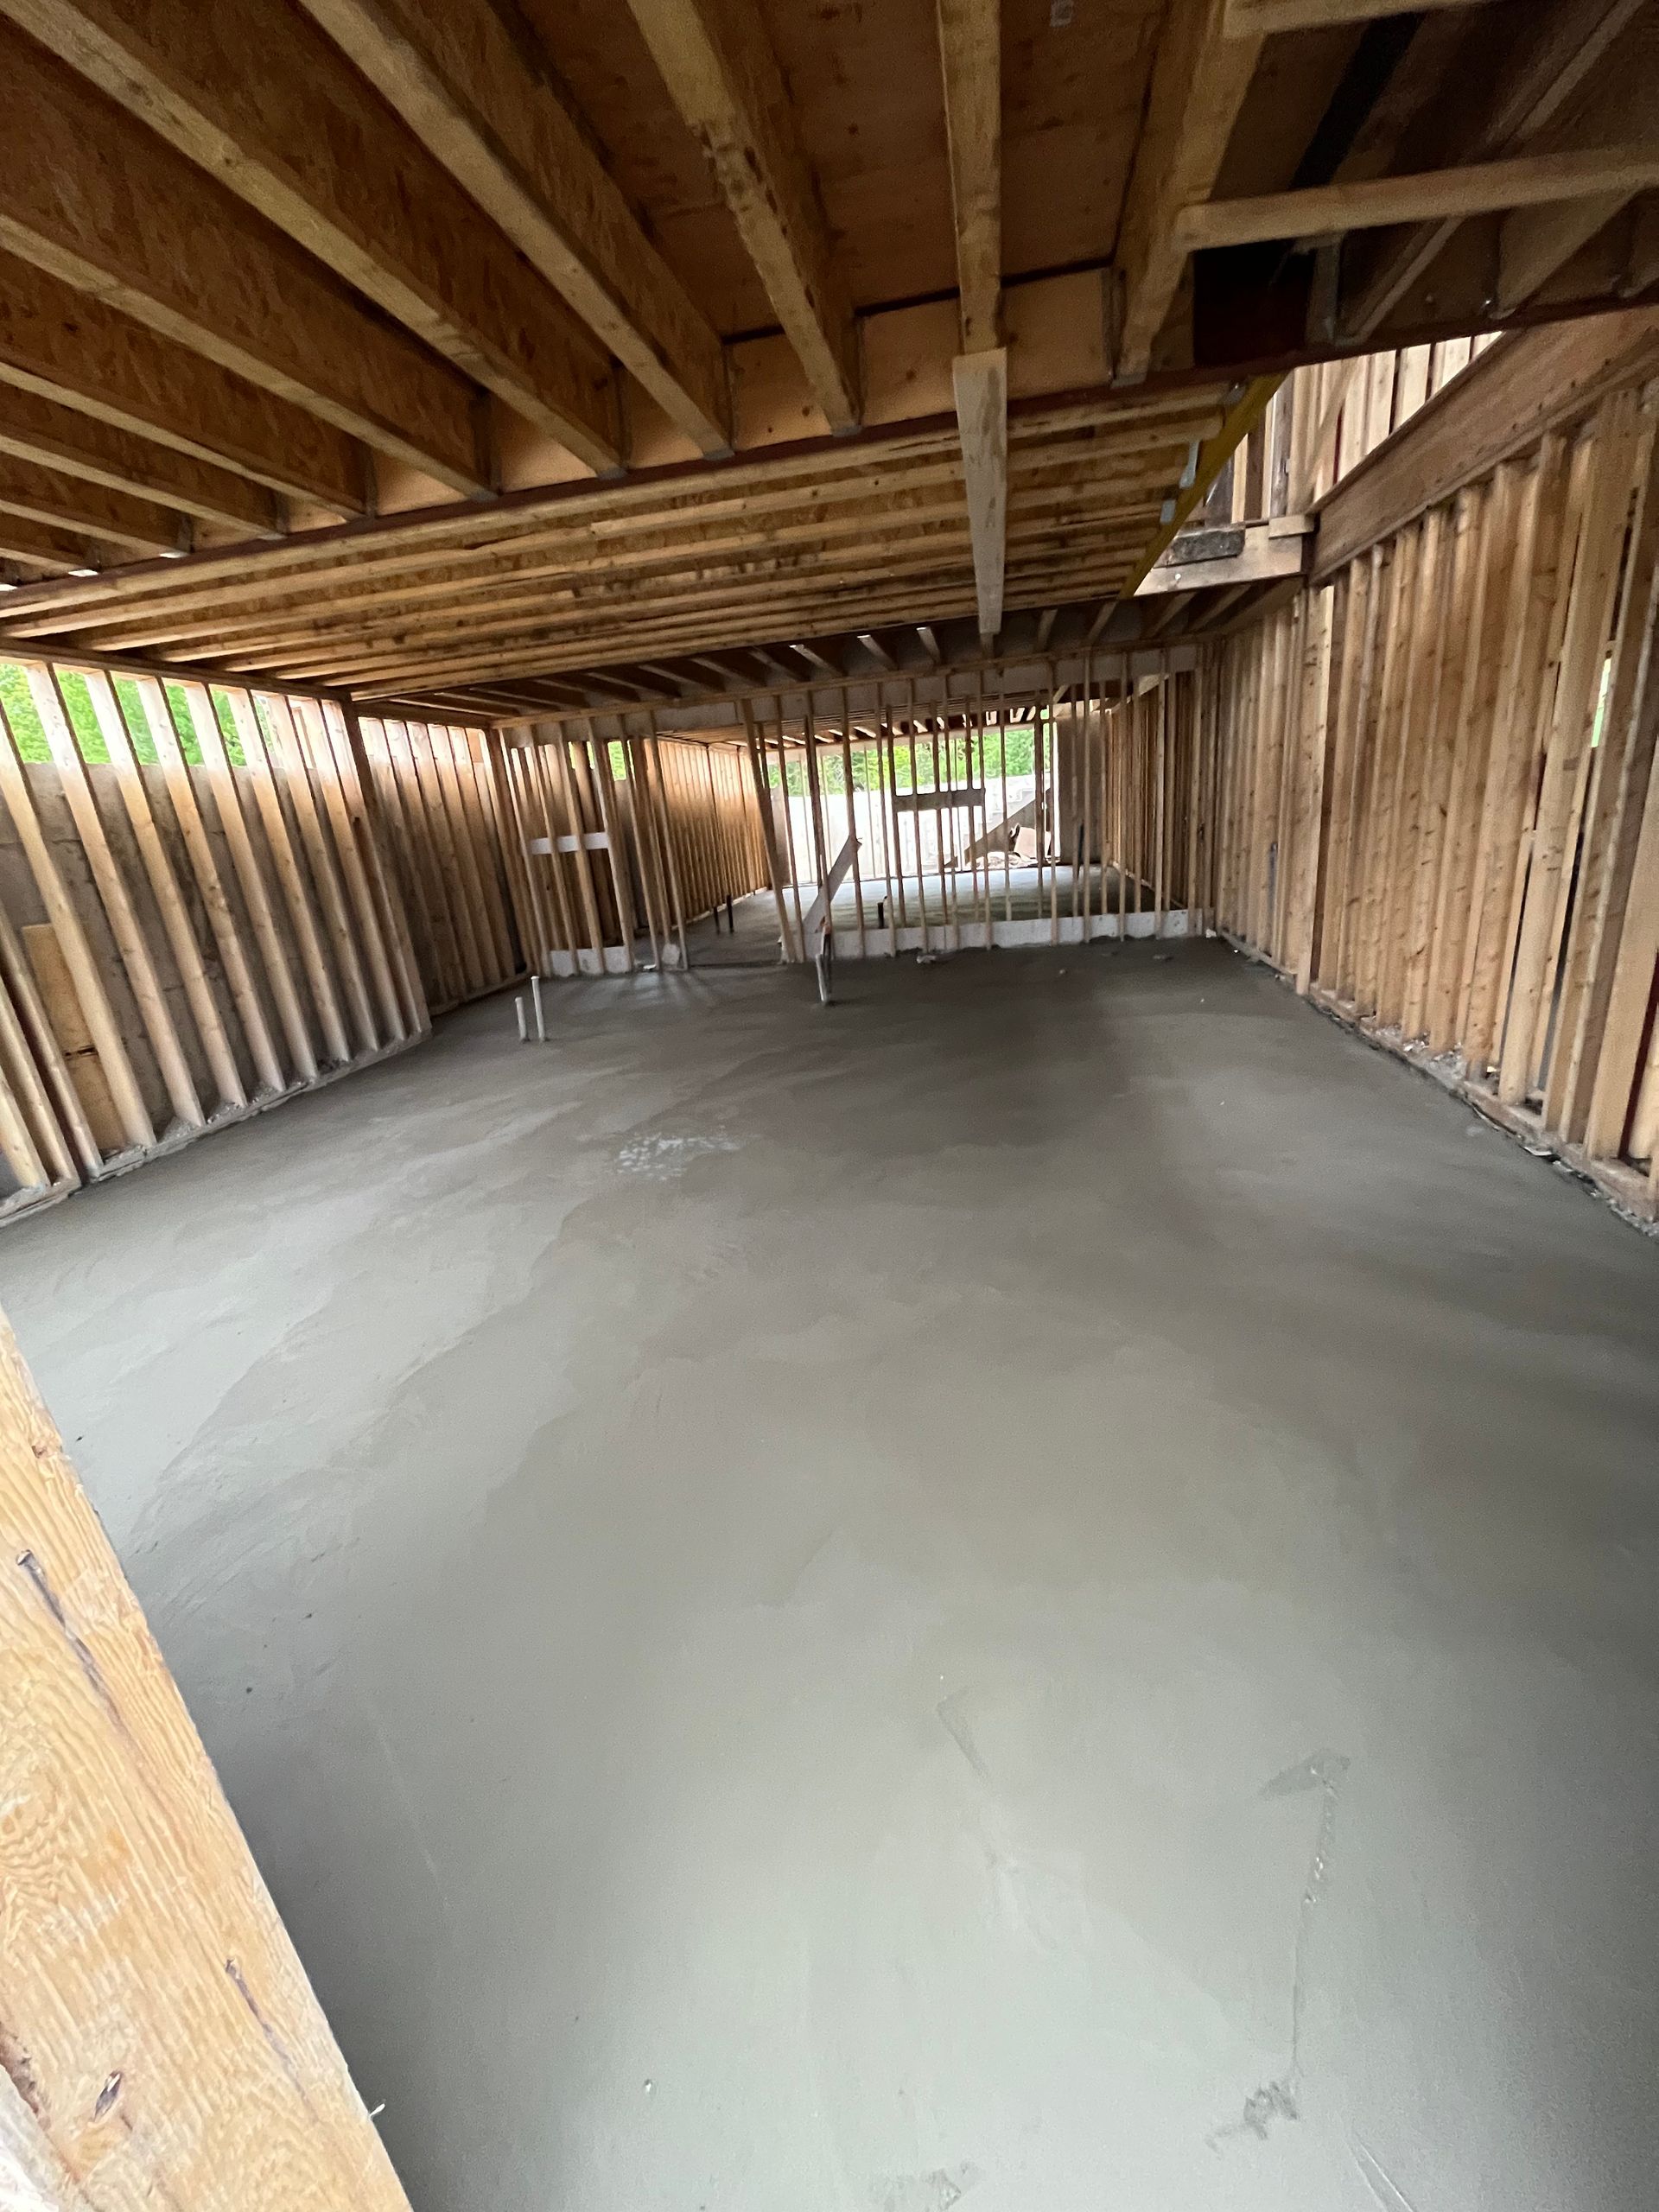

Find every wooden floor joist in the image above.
[301,0,732,457]
[0,0,1646,715]
[0,19,499,496]
[622,0,861,435]
[0,0,624,470]
[0,249,372,514]
[1176,144,1659,254]
[0,378,282,535]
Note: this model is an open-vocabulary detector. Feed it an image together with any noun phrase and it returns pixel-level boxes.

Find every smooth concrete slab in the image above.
[2,941,1656,2212]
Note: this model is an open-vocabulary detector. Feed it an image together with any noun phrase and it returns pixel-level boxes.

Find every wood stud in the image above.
[1209,359,1659,1211]
[0,658,449,1217]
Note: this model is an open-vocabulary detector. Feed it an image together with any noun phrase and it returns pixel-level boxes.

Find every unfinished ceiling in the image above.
[0,0,1653,719]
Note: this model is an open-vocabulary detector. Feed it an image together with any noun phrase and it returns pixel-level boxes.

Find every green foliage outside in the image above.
[767,721,1040,795]
[0,661,245,766]
[1,657,1050,799]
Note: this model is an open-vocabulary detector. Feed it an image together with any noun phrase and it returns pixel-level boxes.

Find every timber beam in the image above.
[0,378,283,535]
[1135,514,1313,594]
[1313,307,1659,578]
[1114,0,1264,381]
[625,0,860,432]
[494,645,1200,739]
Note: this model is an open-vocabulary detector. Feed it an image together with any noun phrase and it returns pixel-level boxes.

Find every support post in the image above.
[953,347,1007,645]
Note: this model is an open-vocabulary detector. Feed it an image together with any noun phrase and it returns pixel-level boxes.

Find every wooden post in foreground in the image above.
[0,1310,411,2212]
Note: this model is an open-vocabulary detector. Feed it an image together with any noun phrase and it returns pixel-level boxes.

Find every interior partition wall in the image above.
[490,720,772,976]
[499,669,1217,969]
[785,677,1212,958]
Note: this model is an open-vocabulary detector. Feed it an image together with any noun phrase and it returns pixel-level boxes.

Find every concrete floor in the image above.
[3,941,1657,2212]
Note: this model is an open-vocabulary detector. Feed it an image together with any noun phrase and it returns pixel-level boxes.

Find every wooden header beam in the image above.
[1313,307,1659,578]
[1176,143,1659,252]
[493,644,1199,736]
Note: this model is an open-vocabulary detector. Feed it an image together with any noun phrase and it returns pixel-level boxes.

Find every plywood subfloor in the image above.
[3,943,1656,2212]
